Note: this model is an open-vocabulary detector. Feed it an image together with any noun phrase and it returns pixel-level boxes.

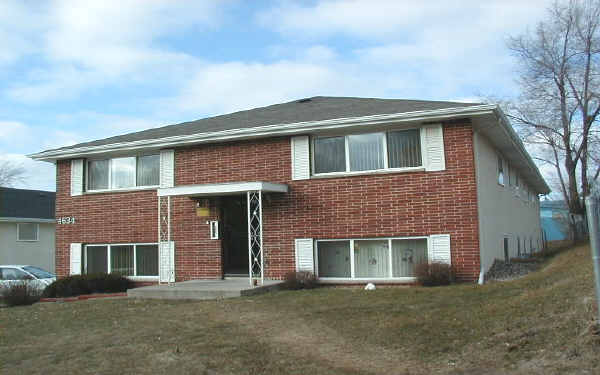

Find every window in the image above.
[87,154,159,191]
[503,237,509,262]
[498,155,504,185]
[17,223,38,241]
[83,244,158,277]
[508,164,512,186]
[313,129,422,174]
[316,237,428,279]
[0,267,30,281]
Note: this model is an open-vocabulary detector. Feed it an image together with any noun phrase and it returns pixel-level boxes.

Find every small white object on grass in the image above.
[364,283,376,290]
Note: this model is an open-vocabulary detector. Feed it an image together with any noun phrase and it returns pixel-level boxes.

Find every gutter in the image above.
[29,105,497,161]
[0,217,56,224]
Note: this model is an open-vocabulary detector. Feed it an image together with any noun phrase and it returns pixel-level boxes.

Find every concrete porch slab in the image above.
[127,279,282,300]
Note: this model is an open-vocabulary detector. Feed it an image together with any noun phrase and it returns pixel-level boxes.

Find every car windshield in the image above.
[22,266,55,279]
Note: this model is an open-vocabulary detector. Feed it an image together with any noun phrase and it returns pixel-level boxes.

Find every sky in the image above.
[0,0,554,192]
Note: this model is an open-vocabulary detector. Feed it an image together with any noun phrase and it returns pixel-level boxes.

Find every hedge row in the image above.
[43,273,133,298]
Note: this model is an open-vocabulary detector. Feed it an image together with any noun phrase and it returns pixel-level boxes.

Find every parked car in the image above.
[0,265,56,292]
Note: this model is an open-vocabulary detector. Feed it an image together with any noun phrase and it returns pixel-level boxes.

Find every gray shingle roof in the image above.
[42,96,479,153]
[0,188,55,219]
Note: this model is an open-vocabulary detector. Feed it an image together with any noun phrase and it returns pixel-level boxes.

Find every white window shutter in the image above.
[70,243,82,275]
[423,124,446,171]
[291,136,310,180]
[70,159,84,196]
[428,234,451,264]
[159,241,175,283]
[295,238,314,272]
[160,149,175,188]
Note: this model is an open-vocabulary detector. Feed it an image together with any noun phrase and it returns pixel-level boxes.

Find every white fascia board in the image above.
[0,217,56,224]
[157,181,289,197]
[29,105,497,161]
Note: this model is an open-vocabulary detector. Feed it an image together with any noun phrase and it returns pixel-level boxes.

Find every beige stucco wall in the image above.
[474,132,542,277]
[0,221,55,272]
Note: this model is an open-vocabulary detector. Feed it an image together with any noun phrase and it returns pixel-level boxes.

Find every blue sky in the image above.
[0,0,553,191]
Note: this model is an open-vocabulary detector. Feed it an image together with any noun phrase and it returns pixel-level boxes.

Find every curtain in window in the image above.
[136,245,158,276]
[348,133,384,171]
[88,160,109,190]
[314,136,346,173]
[86,246,108,274]
[387,129,422,168]
[318,241,351,277]
[137,155,160,186]
[111,157,136,189]
[111,245,134,276]
[391,239,427,277]
[354,240,388,278]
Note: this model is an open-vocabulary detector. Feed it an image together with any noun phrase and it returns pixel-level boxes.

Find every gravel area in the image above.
[485,258,542,282]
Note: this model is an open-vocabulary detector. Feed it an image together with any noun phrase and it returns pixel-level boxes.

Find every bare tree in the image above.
[0,160,25,187]
[507,0,600,238]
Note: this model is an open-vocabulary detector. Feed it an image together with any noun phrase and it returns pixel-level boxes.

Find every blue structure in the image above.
[540,200,570,241]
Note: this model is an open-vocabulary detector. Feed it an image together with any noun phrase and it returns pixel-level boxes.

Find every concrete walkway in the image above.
[127,278,282,300]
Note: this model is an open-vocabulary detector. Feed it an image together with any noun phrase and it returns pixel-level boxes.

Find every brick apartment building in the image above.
[30,97,549,284]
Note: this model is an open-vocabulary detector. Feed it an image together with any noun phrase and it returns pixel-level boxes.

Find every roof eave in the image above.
[29,104,497,161]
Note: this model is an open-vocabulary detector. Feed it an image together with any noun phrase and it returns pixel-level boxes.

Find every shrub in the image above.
[415,262,454,287]
[43,273,133,298]
[0,282,42,306]
[282,271,317,290]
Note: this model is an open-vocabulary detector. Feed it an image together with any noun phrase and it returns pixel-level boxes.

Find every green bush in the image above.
[415,262,454,287]
[1,282,42,306]
[42,273,133,298]
[282,271,317,290]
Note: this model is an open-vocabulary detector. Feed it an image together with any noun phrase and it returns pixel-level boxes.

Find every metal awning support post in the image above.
[247,190,263,286]
[158,195,172,285]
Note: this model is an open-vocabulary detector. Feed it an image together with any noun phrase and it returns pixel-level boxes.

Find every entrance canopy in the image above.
[157,181,288,197]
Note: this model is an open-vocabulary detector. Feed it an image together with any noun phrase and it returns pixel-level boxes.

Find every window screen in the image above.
[137,155,160,186]
[111,157,136,189]
[136,245,158,276]
[111,245,134,276]
[17,223,38,241]
[387,129,422,168]
[88,159,109,190]
[317,241,351,277]
[314,136,346,173]
[354,240,389,278]
[391,239,427,277]
[348,133,385,172]
[86,246,108,274]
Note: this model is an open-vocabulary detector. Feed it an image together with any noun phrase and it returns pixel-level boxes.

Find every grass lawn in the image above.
[2,243,600,374]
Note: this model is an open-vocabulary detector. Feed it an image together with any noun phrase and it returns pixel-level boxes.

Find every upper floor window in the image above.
[497,155,504,185]
[313,129,422,174]
[87,154,159,191]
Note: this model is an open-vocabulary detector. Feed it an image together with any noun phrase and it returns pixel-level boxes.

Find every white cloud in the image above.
[0,153,55,191]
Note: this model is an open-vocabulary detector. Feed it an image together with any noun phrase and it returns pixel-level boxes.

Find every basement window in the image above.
[83,243,158,278]
[316,237,428,280]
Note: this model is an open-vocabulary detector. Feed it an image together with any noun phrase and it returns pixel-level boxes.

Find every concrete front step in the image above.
[127,279,282,300]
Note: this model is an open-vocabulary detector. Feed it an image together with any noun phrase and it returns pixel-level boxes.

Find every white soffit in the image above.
[157,181,289,197]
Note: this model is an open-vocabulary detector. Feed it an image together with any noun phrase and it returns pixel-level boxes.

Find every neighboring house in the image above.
[0,187,56,272]
[540,200,585,242]
[30,97,549,284]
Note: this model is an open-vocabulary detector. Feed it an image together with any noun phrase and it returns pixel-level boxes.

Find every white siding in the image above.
[423,124,446,171]
[295,238,314,272]
[160,149,175,188]
[71,159,84,196]
[0,222,55,272]
[291,136,310,180]
[473,132,542,276]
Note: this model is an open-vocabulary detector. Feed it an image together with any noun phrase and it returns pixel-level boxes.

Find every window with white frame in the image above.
[83,243,158,277]
[497,155,504,185]
[312,129,422,175]
[87,154,159,191]
[316,237,428,279]
[17,223,39,241]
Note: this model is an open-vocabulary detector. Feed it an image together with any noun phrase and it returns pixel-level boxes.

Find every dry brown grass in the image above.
[1,243,599,374]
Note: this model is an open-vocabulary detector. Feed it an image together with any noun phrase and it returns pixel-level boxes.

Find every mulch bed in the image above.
[39,293,127,303]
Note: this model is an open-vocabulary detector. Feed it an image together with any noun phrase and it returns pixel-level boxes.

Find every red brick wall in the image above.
[55,121,481,282]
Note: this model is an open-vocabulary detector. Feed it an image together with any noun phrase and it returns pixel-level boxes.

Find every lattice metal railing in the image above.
[158,195,172,284]
[247,191,263,285]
